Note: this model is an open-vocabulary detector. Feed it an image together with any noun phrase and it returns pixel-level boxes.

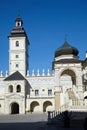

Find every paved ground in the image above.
[0,123,84,130]
[0,122,57,130]
[0,114,57,130]
[0,113,47,123]
[0,114,84,130]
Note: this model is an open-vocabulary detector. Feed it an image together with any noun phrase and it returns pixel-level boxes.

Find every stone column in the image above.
[55,91,61,110]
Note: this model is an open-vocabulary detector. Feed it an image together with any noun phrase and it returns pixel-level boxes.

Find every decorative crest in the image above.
[65,34,68,41]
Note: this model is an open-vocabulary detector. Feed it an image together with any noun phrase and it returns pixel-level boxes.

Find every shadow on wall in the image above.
[25,79,32,95]
[47,110,87,128]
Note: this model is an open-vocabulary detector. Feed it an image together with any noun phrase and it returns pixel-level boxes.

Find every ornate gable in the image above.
[5,93,24,99]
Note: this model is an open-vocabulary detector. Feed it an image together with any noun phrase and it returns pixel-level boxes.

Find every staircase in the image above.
[48,103,69,124]
[48,101,87,127]
[47,88,87,127]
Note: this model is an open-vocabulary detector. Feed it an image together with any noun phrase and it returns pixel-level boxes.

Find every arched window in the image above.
[17,85,21,92]
[9,85,13,93]
[15,41,19,47]
[17,22,20,26]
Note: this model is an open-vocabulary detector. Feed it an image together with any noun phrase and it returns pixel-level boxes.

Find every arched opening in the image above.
[61,69,76,85]
[17,22,20,26]
[30,101,39,112]
[84,96,87,99]
[9,85,13,93]
[16,85,21,92]
[43,101,52,112]
[11,103,19,114]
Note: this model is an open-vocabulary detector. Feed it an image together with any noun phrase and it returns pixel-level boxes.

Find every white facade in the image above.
[9,37,28,76]
[9,16,29,76]
[0,15,87,115]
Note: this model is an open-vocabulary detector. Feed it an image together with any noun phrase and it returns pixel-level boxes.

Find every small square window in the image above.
[48,90,52,96]
[35,90,39,96]
[16,55,19,58]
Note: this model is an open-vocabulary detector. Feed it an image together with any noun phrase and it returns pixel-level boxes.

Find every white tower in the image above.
[8,15,29,76]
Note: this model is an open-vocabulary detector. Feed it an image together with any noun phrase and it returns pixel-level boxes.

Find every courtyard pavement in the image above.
[0,114,84,130]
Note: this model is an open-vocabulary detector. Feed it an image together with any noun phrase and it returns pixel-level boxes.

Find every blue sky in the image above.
[0,0,87,75]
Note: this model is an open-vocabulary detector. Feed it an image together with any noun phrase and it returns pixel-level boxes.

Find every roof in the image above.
[15,15,23,23]
[54,59,82,64]
[4,71,26,81]
[57,59,82,63]
[9,27,27,37]
[52,59,82,69]
[8,15,29,45]
[55,41,79,57]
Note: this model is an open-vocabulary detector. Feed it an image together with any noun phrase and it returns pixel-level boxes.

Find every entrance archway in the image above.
[30,101,39,112]
[61,69,76,85]
[11,103,19,114]
[43,101,52,112]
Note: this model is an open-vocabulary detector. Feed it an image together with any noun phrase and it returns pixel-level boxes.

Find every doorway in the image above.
[11,103,19,114]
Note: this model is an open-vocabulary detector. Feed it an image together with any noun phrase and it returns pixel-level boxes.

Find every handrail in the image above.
[48,102,69,123]
[48,99,87,123]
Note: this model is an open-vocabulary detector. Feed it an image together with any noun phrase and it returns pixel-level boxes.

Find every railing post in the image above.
[48,111,51,123]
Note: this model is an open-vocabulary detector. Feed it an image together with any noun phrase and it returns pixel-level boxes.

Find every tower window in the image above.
[16,85,21,92]
[17,22,20,26]
[16,64,19,68]
[16,55,19,58]
[9,85,13,93]
[16,41,19,47]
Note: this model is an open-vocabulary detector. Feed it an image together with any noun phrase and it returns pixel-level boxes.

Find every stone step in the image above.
[49,111,87,127]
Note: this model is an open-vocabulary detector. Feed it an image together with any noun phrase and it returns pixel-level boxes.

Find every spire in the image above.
[9,14,28,38]
[63,34,69,46]
[15,11,23,27]
[18,9,20,17]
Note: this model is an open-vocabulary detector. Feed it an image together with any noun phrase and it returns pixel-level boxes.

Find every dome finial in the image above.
[65,34,68,42]
[18,9,20,17]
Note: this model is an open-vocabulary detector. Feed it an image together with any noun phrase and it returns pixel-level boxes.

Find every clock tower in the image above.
[8,14,29,76]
